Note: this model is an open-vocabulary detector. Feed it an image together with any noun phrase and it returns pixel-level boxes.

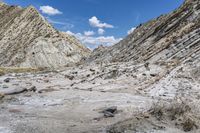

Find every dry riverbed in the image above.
[0,62,199,133]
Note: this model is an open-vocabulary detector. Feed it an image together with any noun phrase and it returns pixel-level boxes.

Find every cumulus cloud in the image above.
[89,16,114,29]
[84,31,95,36]
[40,6,62,15]
[66,31,122,49]
[127,27,136,35]
[98,28,105,35]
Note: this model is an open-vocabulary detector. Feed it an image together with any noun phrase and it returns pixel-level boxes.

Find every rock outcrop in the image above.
[0,2,90,68]
[1,1,200,133]
[86,0,200,65]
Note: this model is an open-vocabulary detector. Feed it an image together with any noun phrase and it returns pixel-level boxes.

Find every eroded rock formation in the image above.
[0,2,90,68]
[0,0,200,133]
[86,0,200,65]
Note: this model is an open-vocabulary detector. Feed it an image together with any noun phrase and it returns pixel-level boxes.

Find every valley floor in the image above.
[0,61,199,133]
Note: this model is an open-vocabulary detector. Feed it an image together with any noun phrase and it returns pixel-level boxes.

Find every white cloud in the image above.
[66,31,122,49]
[89,16,114,29]
[127,27,136,35]
[40,6,62,15]
[98,28,105,35]
[84,31,95,36]
[45,17,74,31]
[47,18,74,28]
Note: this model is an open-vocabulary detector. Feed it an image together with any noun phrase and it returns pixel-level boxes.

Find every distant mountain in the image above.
[86,0,200,65]
[0,2,90,68]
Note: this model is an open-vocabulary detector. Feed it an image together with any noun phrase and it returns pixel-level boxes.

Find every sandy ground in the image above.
[0,61,199,133]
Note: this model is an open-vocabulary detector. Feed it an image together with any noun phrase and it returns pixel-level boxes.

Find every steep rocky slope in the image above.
[0,0,200,133]
[0,2,90,68]
[86,0,200,65]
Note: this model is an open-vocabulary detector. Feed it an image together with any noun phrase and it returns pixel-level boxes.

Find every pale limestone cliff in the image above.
[0,1,200,133]
[86,0,200,65]
[0,3,90,68]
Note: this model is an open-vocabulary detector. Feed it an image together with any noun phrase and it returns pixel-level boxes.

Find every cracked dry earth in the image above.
[0,61,200,133]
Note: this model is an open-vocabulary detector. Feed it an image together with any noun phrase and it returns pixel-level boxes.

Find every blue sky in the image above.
[4,0,184,49]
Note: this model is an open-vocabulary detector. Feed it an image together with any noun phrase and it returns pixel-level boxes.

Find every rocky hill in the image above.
[86,0,200,65]
[0,2,90,68]
[0,0,200,133]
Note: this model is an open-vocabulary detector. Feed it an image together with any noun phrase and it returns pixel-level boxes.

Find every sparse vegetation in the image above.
[0,69,5,76]
[149,98,199,132]
[0,93,4,100]
[0,67,46,76]
[108,98,199,133]
[150,99,190,119]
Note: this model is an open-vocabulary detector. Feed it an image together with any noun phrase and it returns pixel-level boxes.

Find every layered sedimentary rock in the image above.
[0,1,200,133]
[86,0,200,65]
[0,2,90,68]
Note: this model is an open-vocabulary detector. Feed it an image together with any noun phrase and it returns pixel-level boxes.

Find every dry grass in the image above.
[0,69,5,76]
[149,100,191,120]
[149,98,199,132]
[108,98,199,133]
[0,67,46,76]
[0,93,4,100]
